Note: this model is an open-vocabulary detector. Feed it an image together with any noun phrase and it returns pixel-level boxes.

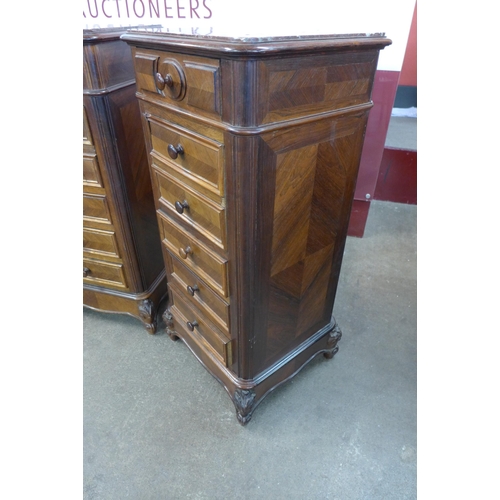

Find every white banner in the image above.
[83,0,415,71]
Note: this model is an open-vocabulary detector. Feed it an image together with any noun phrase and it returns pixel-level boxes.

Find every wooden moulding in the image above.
[121,31,391,58]
[84,269,168,334]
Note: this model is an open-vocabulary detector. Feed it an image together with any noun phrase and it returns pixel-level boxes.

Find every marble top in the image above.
[124,25,386,42]
[120,27,390,55]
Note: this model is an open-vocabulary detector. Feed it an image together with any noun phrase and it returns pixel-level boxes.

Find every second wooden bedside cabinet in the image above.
[83,28,167,333]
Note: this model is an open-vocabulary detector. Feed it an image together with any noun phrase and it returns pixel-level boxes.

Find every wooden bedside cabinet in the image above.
[83,28,167,333]
[122,31,391,422]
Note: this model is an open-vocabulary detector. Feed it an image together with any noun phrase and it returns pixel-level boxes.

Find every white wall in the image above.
[83,0,415,71]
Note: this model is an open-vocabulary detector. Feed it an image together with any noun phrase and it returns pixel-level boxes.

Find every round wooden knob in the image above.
[155,72,173,90]
[167,143,184,160]
[175,200,189,214]
[179,246,192,259]
[186,320,198,331]
[187,285,199,296]
[156,60,186,100]
[83,267,90,278]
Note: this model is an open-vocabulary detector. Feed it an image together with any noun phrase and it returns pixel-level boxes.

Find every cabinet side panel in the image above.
[106,86,165,287]
[252,112,369,374]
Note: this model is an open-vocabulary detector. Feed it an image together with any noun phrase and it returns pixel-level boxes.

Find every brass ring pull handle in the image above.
[175,200,189,214]
[187,285,199,296]
[186,320,198,331]
[155,72,173,90]
[83,267,90,278]
[167,143,184,160]
[179,246,192,259]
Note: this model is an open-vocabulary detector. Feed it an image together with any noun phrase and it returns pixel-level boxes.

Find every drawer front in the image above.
[148,117,224,198]
[83,227,120,258]
[169,288,233,367]
[158,212,228,298]
[133,48,221,118]
[83,153,103,188]
[154,167,226,249]
[83,106,93,146]
[83,258,127,289]
[83,194,112,224]
[169,253,229,333]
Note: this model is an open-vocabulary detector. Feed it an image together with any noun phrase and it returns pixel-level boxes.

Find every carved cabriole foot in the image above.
[168,331,180,341]
[324,321,342,359]
[232,323,342,425]
[163,310,179,340]
[138,299,157,334]
[232,388,257,426]
[158,311,344,425]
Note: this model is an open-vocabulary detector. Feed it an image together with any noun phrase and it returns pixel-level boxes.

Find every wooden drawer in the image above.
[83,194,112,224]
[169,287,233,368]
[83,153,103,188]
[158,212,229,298]
[153,166,226,249]
[83,258,127,289]
[169,253,229,333]
[148,117,224,199]
[133,48,221,118]
[83,227,120,258]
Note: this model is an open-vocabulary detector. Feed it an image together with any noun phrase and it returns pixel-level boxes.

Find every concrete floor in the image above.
[385,116,417,151]
[83,198,417,499]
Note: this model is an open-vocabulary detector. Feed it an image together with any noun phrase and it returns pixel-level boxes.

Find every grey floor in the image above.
[83,117,417,499]
[385,116,417,151]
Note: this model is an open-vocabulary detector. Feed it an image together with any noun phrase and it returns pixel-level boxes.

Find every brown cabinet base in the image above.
[84,270,167,334]
[164,308,341,424]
